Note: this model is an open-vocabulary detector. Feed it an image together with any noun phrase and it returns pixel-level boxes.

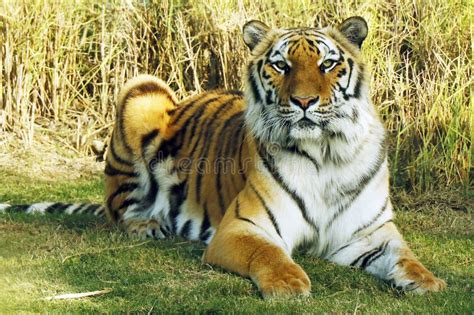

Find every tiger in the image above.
[1,16,446,299]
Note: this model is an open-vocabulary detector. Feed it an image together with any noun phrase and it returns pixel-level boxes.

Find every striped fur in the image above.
[2,17,445,299]
[0,203,105,216]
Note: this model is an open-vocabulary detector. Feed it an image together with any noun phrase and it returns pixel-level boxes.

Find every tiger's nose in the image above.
[289,95,319,110]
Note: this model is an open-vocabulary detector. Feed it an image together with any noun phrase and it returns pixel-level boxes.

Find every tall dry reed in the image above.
[0,0,471,191]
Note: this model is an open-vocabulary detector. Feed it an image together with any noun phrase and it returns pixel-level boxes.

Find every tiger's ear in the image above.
[243,20,270,51]
[339,16,368,48]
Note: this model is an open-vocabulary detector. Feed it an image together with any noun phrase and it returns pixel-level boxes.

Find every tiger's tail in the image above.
[114,74,177,159]
[105,75,178,223]
[0,203,106,217]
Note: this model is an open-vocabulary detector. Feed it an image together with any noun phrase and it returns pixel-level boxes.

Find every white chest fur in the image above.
[266,120,391,256]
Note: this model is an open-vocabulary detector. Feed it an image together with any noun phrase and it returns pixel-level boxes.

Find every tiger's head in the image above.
[243,17,372,146]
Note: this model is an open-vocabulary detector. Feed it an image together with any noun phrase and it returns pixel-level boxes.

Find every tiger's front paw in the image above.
[256,262,311,299]
[123,219,169,240]
[395,258,446,293]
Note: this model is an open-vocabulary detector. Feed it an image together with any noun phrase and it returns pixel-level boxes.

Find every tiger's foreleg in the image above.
[328,222,446,293]
[203,193,311,299]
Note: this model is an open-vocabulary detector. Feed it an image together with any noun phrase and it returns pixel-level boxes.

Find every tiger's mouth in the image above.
[294,114,332,130]
[296,117,316,128]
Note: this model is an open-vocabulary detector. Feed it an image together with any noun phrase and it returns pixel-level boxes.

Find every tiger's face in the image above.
[244,17,370,146]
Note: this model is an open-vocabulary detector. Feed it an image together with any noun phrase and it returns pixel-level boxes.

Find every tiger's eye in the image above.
[322,59,335,68]
[272,61,289,72]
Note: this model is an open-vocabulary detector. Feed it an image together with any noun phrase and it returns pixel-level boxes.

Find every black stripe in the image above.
[184,106,212,157]
[372,220,393,234]
[159,226,169,237]
[351,108,359,123]
[169,181,187,232]
[224,120,246,194]
[144,174,159,207]
[237,134,247,181]
[350,247,380,267]
[249,182,282,238]
[286,146,320,172]
[337,68,347,78]
[111,206,120,221]
[3,205,29,212]
[248,68,263,103]
[224,116,245,159]
[110,132,133,166]
[79,204,101,215]
[353,64,364,99]
[225,90,244,96]
[141,129,159,158]
[45,203,70,214]
[154,138,180,163]
[104,163,138,177]
[70,203,86,214]
[257,144,318,234]
[118,106,134,155]
[360,241,390,269]
[199,205,211,241]
[343,143,387,199]
[328,242,353,259]
[200,230,212,243]
[336,58,354,101]
[170,181,187,211]
[118,198,139,211]
[265,90,273,104]
[345,59,354,92]
[180,220,192,239]
[335,58,365,101]
[171,98,201,127]
[93,206,105,216]
[352,197,389,236]
[214,112,243,214]
[195,105,239,204]
[167,107,178,116]
[235,197,256,226]
[87,204,103,214]
[106,183,139,210]
[326,131,349,143]
[122,81,172,105]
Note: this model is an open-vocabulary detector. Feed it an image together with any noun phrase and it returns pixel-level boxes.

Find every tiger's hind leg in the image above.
[120,157,182,240]
[105,75,178,239]
[328,222,446,293]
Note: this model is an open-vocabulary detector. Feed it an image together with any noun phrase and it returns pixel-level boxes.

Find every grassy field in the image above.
[0,169,472,313]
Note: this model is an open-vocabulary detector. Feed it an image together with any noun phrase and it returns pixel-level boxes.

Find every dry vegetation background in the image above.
[0,0,471,191]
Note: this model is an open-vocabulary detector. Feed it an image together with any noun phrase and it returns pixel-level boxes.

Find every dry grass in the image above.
[0,0,471,191]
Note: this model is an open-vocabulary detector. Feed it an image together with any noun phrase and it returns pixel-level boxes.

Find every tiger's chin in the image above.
[289,125,323,140]
[288,118,326,140]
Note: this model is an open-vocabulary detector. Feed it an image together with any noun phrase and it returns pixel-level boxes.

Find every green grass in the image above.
[0,171,472,313]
